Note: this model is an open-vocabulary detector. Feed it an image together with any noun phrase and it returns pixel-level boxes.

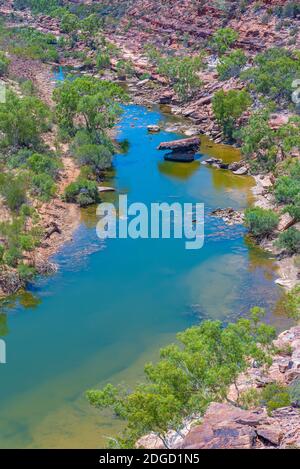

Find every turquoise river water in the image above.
[0,102,288,448]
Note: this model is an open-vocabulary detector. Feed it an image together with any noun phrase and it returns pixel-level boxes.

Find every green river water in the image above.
[0,101,287,448]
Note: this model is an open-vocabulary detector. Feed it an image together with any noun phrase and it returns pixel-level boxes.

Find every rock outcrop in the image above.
[157,137,200,152]
[178,402,300,449]
[140,326,300,450]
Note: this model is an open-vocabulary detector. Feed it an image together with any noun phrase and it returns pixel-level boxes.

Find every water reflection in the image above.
[208,167,255,205]
[0,314,8,337]
[200,135,241,164]
[158,160,201,180]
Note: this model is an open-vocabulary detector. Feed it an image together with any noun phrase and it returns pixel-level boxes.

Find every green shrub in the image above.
[212,89,251,139]
[96,52,110,70]
[0,215,42,268]
[53,76,127,139]
[286,195,300,221]
[0,174,27,212]
[3,247,22,267]
[282,286,300,320]
[217,49,247,80]
[87,308,276,448]
[274,161,300,220]
[157,54,204,101]
[244,207,279,239]
[0,51,10,76]
[14,0,64,15]
[60,13,79,34]
[274,176,300,204]
[63,178,99,206]
[289,378,300,407]
[239,387,261,409]
[71,130,113,174]
[74,143,112,173]
[20,80,37,96]
[282,2,300,18]
[261,383,291,415]
[276,228,300,254]
[31,173,56,201]
[242,48,300,103]
[17,263,36,282]
[9,27,59,62]
[8,149,34,169]
[210,28,239,55]
[0,244,4,264]
[115,59,134,78]
[0,90,51,149]
[26,153,60,177]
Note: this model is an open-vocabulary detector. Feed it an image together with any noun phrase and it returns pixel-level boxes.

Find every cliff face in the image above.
[96,0,299,54]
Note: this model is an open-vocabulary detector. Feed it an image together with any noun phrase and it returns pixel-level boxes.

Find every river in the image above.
[0,101,286,448]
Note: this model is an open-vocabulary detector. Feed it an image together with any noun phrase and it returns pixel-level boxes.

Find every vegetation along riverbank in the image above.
[0,0,299,451]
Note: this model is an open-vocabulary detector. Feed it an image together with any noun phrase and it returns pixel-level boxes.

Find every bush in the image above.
[8,149,34,168]
[261,383,291,415]
[274,176,300,204]
[0,90,51,149]
[31,173,56,201]
[238,109,276,172]
[282,2,300,18]
[20,79,37,96]
[0,51,10,76]
[115,59,134,79]
[0,216,41,268]
[3,247,22,267]
[53,76,127,139]
[217,50,247,80]
[289,378,300,407]
[14,0,64,15]
[71,130,113,174]
[87,308,276,448]
[26,153,60,177]
[242,48,300,103]
[157,54,204,101]
[96,52,110,70]
[286,195,300,221]
[74,143,112,173]
[17,263,36,282]
[209,28,239,55]
[10,27,59,62]
[274,161,300,221]
[63,178,99,206]
[276,228,300,254]
[244,207,279,239]
[60,14,79,34]
[212,89,251,139]
[0,174,27,212]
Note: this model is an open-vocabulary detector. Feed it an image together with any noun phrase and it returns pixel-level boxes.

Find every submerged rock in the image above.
[210,208,245,225]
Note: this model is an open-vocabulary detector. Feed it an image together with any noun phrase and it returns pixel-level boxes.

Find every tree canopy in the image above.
[53,76,127,142]
[87,309,276,448]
